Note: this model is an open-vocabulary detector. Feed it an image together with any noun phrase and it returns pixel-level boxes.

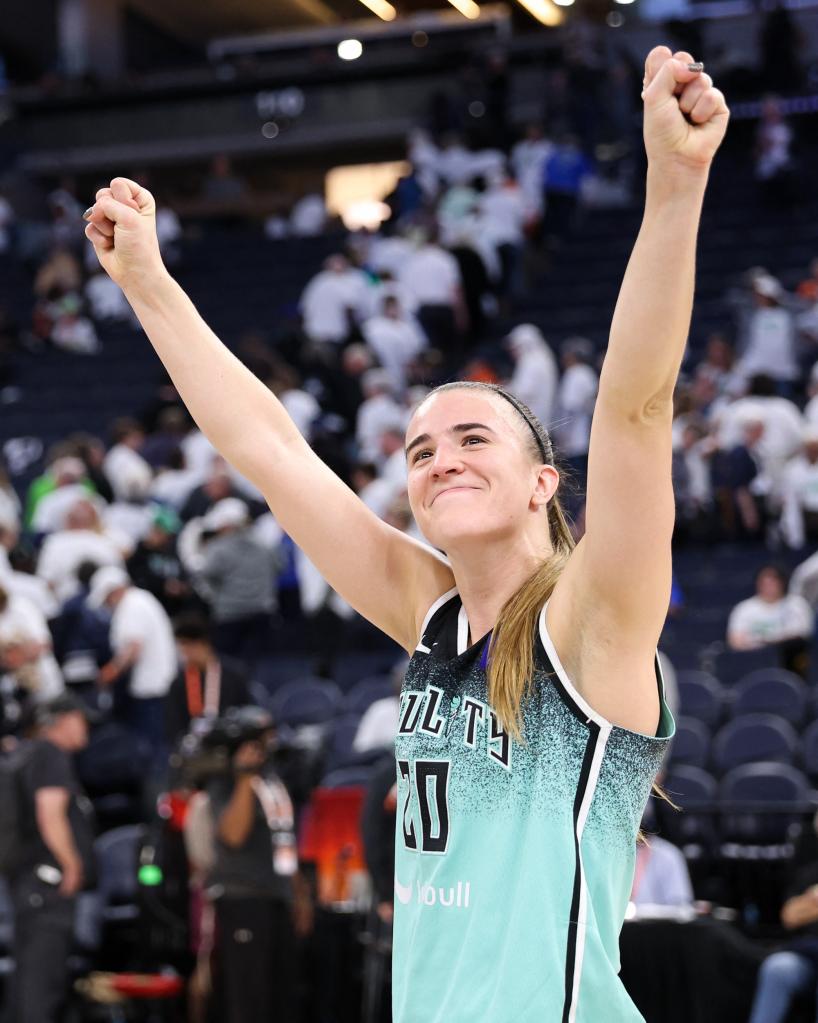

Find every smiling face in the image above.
[405,388,558,552]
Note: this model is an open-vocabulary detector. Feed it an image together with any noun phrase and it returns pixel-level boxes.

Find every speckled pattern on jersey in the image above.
[391,591,674,1023]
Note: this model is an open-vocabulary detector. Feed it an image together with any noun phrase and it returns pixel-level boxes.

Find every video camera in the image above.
[170,705,278,787]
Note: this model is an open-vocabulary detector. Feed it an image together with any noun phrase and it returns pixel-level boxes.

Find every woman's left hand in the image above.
[642,45,730,174]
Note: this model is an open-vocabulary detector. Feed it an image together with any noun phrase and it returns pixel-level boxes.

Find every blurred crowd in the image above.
[0,29,815,1017]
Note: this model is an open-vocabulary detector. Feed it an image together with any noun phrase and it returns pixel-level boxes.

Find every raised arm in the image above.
[84,181,453,652]
[550,48,729,727]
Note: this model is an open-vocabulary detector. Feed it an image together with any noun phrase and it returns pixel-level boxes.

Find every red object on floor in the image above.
[109,974,184,999]
[299,786,368,905]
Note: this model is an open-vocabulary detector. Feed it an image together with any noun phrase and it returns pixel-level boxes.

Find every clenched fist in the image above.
[642,46,730,174]
[84,177,166,290]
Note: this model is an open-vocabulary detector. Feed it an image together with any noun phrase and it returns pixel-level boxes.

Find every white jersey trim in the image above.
[538,601,670,733]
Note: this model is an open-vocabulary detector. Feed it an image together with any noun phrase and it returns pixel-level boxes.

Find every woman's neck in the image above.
[447,534,554,645]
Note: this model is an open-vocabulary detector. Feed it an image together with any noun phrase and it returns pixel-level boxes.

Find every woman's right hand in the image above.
[84,177,166,290]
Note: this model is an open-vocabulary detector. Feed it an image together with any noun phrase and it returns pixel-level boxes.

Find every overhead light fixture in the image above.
[355,0,398,19]
[338,38,364,60]
[550,0,574,7]
[446,0,481,19]
[515,0,565,19]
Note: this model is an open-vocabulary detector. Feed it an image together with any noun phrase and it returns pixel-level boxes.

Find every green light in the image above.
[138,864,164,887]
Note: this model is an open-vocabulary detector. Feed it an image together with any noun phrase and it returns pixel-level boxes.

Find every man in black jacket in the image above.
[165,615,250,746]
[10,693,97,1023]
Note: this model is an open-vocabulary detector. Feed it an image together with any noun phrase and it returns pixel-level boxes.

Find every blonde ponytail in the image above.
[487,497,575,742]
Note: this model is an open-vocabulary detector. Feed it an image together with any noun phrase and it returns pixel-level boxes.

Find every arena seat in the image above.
[712,714,799,774]
[343,676,396,716]
[731,670,808,726]
[801,720,818,781]
[668,717,712,769]
[660,764,718,852]
[677,671,726,728]
[719,762,812,848]
[270,678,343,727]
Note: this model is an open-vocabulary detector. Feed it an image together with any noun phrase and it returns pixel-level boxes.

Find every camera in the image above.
[171,705,277,787]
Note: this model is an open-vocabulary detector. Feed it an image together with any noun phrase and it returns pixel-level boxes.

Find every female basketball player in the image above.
[84,46,728,1022]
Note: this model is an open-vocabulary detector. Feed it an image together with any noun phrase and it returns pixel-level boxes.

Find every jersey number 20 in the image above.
[397,759,450,854]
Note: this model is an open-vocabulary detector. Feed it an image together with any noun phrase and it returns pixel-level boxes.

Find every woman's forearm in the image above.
[600,167,709,416]
[123,271,304,486]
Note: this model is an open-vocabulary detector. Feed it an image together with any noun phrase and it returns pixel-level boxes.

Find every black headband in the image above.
[492,388,550,464]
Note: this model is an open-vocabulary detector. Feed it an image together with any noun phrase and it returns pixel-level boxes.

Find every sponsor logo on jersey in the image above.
[394,874,472,909]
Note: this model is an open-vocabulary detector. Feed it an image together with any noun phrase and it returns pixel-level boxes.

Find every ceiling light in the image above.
[514,0,565,22]
[337,39,364,60]
[446,0,481,19]
[356,0,398,19]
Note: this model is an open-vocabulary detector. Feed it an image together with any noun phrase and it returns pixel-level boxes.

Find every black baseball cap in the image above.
[30,692,101,728]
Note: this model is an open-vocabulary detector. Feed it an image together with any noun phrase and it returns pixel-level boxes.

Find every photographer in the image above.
[205,708,311,1023]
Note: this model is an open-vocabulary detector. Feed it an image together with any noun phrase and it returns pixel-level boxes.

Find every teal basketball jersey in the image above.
[392,589,674,1023]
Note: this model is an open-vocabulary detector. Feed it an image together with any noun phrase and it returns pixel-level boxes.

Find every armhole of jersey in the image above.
[415,586,459,653]
[538,601,675,741]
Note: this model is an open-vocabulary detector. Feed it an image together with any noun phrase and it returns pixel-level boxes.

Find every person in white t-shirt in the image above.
[554,337,599,462]
[735,276,799,389]
[0,512,58,619]
[779,429,818,549]
[30,457,95,535]
[300,254,369,345]
[84,268,135,324]
[511,124,554,221]
[103,418,153,503]
[361,295,426,391]
[505,324,558,428]
[88,565,177,763]
[727,565,814,677]
[37,499,124,603]
[398,231,464,351]
[356,371,408,465]
[0,583,64,701]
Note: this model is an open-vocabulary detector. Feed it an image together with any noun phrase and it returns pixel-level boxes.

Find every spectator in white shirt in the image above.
[736,275,799,389]
[84,269,134,324]
[629,834,694,910]
[351,463,398,520]
[511,123,554,221]
[715,374,804,465]
[31,457,99,535]
[361,295,426,391]
[37,499,124,603]
[149,448,201,511]
[103,418,153,504]
[0,503,57,618]
[300,254,369,346]
[50,295,100,355]
[289,194,327,237]
[727,565,814,677]
[375,427,409,491]
[803,363,818,428]
[0,584,64,701]
[367,234,414,281]
[356,371,407,465]
[505,324,558,428]
[779,429,818,549]
[398,229,464,352]
[89,566,177,762]
[477,174,527,297]
[554,336,599,463]
[155,204,182,264]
